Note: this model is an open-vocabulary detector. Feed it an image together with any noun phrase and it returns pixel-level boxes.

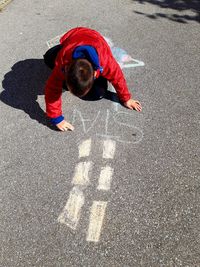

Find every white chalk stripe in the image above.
[78,139,92,158]
[86,201,107,242]
[72,161,93,186]
[103,140,116,159]
[97,166,114,191]
[46,33,64,48]
[58,187,85,230]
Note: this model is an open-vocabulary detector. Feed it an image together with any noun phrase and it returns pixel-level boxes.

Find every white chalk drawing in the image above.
[58,106,143,241]
[58,186,85,230]
[58,139,113,242]
[71,108,144,145]
[46,33,65,48]
[86,201,108,242]
[103,36,144,69]
[71,109,101,134]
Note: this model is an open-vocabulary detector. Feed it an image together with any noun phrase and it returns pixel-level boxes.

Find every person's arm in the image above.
[103,56,142,111]
[45,66,74,131]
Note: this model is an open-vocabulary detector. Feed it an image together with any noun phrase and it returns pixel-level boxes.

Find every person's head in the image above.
[65,59,94,97]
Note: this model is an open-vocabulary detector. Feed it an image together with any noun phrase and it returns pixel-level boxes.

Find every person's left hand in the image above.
[123,99,142,112]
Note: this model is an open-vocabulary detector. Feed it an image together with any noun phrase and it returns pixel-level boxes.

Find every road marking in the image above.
[0,0,12,11]
[78,139,92,158]
[103,140,116,159]
[97,166,114,191]
[72,161,93,186]
[58,187,85,230]
[86,201,107,242]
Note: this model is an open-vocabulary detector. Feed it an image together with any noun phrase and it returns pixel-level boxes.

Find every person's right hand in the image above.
[56,120,74,132]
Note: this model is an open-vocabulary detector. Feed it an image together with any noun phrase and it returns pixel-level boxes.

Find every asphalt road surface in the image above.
[0,0,200,266]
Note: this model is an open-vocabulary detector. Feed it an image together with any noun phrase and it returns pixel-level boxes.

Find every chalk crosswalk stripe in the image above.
[58,187,85,230]
[102,140,116,159]
[0,0,12,11]
[97,166,114,191]
[72,161,93,186]
[78,139,92,158]
[86,201,107,242]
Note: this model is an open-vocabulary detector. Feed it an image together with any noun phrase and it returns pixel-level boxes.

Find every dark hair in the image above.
[65,59,94,97]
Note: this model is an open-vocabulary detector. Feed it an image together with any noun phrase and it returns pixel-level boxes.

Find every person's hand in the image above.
[124,99,142,112]
[56,120,74,132]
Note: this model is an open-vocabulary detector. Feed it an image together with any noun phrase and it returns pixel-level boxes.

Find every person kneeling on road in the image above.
[44,27,142,132]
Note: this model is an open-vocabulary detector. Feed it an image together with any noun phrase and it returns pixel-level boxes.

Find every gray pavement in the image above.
[0,0,200,266]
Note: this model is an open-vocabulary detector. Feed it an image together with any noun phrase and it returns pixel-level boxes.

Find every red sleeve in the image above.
[45,66,65,118]
[103,56,131,103]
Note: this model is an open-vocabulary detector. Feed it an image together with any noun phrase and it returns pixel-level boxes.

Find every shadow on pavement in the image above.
[0,59,57,130]
[133,0,200,23]
[0,59,121,130]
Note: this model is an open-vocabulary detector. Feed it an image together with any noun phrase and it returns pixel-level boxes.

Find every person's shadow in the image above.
[0,59,57,130]
[0,58,120,130]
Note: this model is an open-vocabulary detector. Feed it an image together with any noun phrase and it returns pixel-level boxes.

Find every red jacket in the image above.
[45,27,131,118]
